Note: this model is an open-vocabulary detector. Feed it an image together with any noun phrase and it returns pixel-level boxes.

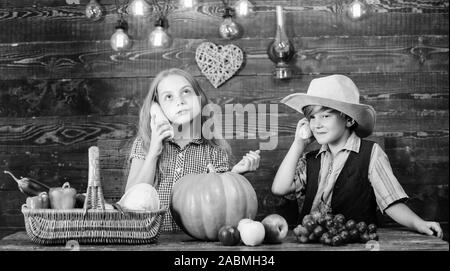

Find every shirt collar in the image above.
[166,137,204,146]
[315,131,361,158]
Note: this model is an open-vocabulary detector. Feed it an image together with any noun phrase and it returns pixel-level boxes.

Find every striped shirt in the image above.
[291,132,408,215]
[130,136,230,232]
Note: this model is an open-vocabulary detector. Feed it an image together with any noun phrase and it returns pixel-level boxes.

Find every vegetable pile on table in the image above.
[293,211,379,246]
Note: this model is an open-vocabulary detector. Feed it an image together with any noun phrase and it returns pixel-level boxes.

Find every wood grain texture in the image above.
[1,73,448,116]
[0,228,448,251]
[0,36,448,80]
[0,1,448,43]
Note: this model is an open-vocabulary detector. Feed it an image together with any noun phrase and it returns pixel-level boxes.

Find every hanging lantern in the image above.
[346,0,369,21]
[85,0,105,21]
[127,0,151,16]
[110,19,132,52]
[267,6,295,79]
[234,0,255,18]
[219,7,241,40]
[149,18,173,48]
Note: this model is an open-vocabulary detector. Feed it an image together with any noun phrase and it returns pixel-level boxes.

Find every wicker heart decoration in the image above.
[195,42,244,88]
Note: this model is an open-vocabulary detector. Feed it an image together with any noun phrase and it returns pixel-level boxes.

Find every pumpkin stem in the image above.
[206,163,216,173]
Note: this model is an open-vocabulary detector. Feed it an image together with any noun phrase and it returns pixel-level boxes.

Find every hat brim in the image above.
[280,93,376,138]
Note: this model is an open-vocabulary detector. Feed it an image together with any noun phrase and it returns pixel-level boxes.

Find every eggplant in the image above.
[4,170,50,197]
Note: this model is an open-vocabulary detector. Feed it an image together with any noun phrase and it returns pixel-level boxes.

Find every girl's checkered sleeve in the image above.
[129,137,146,160]
[211,146,230,173]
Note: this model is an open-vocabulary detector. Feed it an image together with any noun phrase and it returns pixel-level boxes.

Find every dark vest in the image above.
[299,140,378,224]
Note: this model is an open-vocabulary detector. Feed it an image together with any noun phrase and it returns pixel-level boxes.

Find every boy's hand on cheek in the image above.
[231,150,260,174]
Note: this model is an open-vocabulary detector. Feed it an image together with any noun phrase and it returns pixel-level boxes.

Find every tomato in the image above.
[218,225,241,246]
[325,220,334,230]
[297,235,309,244]
[369,233,379,241]
[302,214,313,226]
[367,224,377,233]
[331,235,343,246]
[304,220,317,232]
[356,221,368,233]
[328,227,338,237]
[360,232,371,243]
[349,229,360,243]
[324,213,334,223]
[313,225,325,238]
[293,225,309,237]
[340,230,350,243]
[345,219,356,230]
[310,211,322,223]
[308,232,318,242]
[333,214,346,225]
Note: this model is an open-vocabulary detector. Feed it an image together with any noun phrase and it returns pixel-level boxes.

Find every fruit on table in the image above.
[218,225,241,246]
[239,219,265,246]
[237,218,254,233]
[118,183,160,211]
[293,211,379,247]
[261,214,289,244]
[170,164,258,241]
[49,182,77,209]
[26,192,50,209]
[4,170,50,197]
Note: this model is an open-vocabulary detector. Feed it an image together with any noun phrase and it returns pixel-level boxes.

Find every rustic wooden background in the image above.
[0,0,448,231]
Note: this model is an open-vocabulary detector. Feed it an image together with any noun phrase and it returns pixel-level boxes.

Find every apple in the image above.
[239,220,265,246]
[261,214,288,244]
[237,218,254,233]
[218,225,241,246]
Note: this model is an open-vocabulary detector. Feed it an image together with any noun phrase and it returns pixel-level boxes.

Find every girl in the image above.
[126,68,261,232]
[274,74,443,238]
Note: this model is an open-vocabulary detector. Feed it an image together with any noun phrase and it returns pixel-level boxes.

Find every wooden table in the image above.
[0,228,448,251]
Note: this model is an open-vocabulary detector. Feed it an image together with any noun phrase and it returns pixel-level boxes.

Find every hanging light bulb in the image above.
[179,0,198,9]
[219,7,241,40]
[346,0,369,21]
[149,18,173,48]
[110,19,132,52]
[127,0,151,16]
[234,0,255,17]
[85,0,105,21]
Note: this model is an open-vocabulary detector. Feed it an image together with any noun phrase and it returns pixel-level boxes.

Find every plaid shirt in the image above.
[130,136,230,232]
[290,132,408,215]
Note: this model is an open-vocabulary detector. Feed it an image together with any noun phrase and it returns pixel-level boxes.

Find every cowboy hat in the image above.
[280,74,376,138]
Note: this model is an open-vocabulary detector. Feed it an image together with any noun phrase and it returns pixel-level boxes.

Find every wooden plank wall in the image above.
[0,0,448,230]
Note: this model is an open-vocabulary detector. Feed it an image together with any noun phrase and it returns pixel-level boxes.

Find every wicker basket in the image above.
[21,146,167,245]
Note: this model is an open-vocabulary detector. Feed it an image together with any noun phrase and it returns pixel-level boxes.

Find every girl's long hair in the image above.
[137,68,233,159]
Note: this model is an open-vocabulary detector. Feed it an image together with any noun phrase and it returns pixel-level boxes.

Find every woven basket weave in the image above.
[21,146,167,245]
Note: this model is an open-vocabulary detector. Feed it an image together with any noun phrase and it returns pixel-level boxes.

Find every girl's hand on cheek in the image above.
[148,115,173,157]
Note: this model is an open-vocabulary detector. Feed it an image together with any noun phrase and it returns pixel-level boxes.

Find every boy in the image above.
[273,74,443,238]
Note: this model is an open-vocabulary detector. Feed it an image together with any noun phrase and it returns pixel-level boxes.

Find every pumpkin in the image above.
[118,183,160,211]
[170,164,258,240]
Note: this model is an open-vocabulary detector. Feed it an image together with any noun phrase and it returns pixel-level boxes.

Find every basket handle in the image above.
[83,146,106,211]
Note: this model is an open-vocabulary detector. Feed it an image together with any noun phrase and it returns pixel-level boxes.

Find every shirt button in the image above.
[176,168,182,173]
[178,153,183,158]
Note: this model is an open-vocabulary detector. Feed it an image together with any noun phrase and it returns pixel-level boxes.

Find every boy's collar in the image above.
[315,131,361,158]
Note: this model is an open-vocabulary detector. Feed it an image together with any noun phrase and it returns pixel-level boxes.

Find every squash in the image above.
[170,164,258,240]
[117,183,160,211]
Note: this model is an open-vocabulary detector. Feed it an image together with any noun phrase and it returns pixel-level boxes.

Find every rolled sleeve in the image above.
[369,143,409,213]
[211,146,230,173]
[129,137,146,161]
[284,155,307,201]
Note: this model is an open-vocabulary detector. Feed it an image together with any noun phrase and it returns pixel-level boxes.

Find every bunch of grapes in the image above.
[293,211,378,246]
